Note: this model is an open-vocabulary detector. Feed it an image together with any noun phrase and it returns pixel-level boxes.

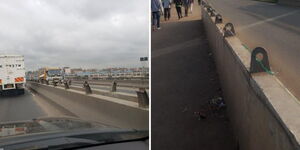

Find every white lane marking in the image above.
[238,10,300,31]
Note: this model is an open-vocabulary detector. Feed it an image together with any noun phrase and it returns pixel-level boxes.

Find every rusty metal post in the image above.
[136,88,149,108]
[111,80,117,92]
[64,80,69,89]
[83,81,92,94]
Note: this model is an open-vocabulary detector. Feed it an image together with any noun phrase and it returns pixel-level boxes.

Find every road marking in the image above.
[238,10,300,31]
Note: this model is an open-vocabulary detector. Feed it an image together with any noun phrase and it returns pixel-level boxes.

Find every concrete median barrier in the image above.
[201,4,300,150]
[57,84,139,103]
[72,80,149,89]
[27,81,148,130]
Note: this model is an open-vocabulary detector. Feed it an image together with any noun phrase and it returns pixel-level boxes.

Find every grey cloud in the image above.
[0,0,149,70]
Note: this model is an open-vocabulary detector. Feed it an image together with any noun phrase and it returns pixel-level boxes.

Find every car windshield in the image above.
[0,0,149,149]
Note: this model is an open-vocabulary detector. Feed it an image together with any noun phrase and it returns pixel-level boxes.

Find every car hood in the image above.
[0,117,148,150]
[0,116,111,138]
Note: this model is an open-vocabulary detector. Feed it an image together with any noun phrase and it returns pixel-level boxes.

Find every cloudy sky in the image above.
[0,0,149,70]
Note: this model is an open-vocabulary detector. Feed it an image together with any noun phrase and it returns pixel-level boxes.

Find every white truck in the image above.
[38,67,62,85]
[0,55,26,95]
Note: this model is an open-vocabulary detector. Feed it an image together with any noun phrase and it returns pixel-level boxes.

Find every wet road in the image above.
[206,0,300,99]
[0,90,46,122]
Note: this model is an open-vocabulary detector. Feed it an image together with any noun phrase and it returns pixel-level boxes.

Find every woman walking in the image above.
[190,0,194,14]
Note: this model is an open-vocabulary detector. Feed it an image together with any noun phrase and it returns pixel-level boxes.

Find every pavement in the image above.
[206,0,300,99]
[152,4,235,150]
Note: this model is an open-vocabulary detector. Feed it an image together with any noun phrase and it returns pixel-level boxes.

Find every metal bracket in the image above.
[64,80,69,89]
[207,7,214,16]
[215,14,222,24]
[223,23,235,37]
[83,81,92,94]
[250,47,271,73]
[136,88,149,108]
[211,10,217,17]
[111,80,117,92]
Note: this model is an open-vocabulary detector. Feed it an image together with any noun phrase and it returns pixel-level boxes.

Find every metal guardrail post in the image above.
[64,80,70,89]
[83,81,92,94]
[215,14,223,24]
[223,23,236,37]
[136,88,149,108]
[250,47,272,74]
[111,80,117,92]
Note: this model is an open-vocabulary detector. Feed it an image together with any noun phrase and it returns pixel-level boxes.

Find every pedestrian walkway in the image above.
[152,4,236,150]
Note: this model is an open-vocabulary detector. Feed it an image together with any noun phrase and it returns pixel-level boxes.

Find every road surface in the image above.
[0,89,76,122]
[152,4,235,150]
[0,90,46,122]
[206,0,300,99]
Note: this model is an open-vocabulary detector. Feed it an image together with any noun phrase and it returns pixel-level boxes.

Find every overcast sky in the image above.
[0,0,149,70]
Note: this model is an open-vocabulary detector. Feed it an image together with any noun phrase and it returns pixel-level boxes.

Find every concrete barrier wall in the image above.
[72,80,149,88]
[278,0,300,7]
[27,82,148,130]
[201,5,300,150]
[57,84,138,102]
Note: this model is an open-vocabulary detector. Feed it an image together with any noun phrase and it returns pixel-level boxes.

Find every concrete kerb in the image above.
[201,3,300,150]
[27,81,149,130]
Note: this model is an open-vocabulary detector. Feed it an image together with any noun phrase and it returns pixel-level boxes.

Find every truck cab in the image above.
[39,68,62,85]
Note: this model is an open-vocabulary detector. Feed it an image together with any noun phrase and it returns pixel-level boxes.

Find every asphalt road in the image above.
[206,0,300,99]
[0,90,46,122]
[152,5,235,150]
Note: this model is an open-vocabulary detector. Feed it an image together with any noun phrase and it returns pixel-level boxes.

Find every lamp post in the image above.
[140,57,148,85]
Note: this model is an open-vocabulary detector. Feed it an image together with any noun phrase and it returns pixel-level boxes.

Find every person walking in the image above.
[162,0,172,21]
[190,0,194,14]
[151,0,163,30]
[174,0,183,19]
[183,0,191,17]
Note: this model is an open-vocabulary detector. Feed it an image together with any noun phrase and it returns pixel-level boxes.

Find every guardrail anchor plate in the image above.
[215,14,222,24]
[223,23,235,37]
[250,47,271,74]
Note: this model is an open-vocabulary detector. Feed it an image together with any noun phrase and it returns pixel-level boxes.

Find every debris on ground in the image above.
[182,106,188,113]
[194,111,207,120]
